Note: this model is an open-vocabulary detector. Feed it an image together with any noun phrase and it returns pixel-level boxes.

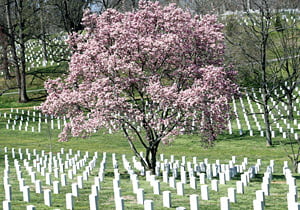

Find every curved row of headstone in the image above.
[228,86,300,142]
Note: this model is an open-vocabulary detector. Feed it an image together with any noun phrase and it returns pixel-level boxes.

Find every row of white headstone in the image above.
[229,86,300,140]
[1,108,66,132]
[5,39,66,70]
[2,147,300,210]
[3,147,104,210]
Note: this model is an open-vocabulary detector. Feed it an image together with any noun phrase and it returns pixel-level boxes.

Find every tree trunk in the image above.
[293,161,298,173]
[6,0,23,101]
[18,37,29,102]
[262,83,272,146]
[260,13,272,146]
[150,144,158,174]
[123,122,160,174]
[144,140,160,174]
[287,92,294,121]
[40,0,48,61]
[0,32,12,80]
[16,0,29,103]
[263,105,272,146]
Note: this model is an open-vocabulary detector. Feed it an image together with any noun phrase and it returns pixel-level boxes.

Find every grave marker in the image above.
[201,185,209,200]
[228,188,236,203]
[144,200,154,210]
[89,194,99,210]
[137,188,145,204]
[163,191,171,208]
[66,193,74,210]
[176,182,184,196]
[44,189,52,206]
[23,186,30,202]
[211,179,219,192]
[190,194,200,210]
[220,197,230,210]
[3,201,11,210]
[26,205,36,210]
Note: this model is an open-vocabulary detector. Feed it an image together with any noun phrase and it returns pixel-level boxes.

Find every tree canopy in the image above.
[41,1,238,172]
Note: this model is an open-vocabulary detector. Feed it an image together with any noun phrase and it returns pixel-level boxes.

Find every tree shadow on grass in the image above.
[29,93,47,102]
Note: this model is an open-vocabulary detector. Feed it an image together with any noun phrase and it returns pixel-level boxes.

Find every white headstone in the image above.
[19,178,25,191]
[163,171,169,183]
[66,193,74,210]
[68,170,73,179]
[132,179,139,194]
[77,176,84,189]
[137,188,144,205]
[220,197,230,210]
[241,173,248,186]
[61,173,67,186]
[23,186,30,202]
[35,180,42,193]
[190,194,199,210]
[180,168,187,184]
[30,172,36,183]
[72,183,79,197]
[219,172,226,184]
[228,188,236,203]
[163,191,171,208]
[253,199,264,210]
[256,190,265,206]
[3,201,11,210]
[201,185,209,200]
[236,181,244,194]
[5,184,12,201]
[211,179,219,192]
[153,180,160,195]
[261,183,270,196]
[53,181,60,194]
[190,176,197,189]
[46,173,52,185]
[169,176,176,188]
[144,200,154,210]
[26,205,36,210]
[44,189,52,206]
[288,202,300,210]
[199,173,206,184]
[89,194,99,210]
[176,182,184,196]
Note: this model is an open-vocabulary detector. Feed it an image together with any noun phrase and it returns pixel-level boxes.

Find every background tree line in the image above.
[0,0,139,102]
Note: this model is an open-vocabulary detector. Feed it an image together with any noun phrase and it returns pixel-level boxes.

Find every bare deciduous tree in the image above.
[226,0,299,146]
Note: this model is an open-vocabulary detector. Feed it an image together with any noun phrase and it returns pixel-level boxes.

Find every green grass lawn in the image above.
[0,121,298,209]
[0,90,299,209]
[1,38,299,209]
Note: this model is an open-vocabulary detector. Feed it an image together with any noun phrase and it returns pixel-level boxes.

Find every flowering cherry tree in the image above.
[41,1,238,172]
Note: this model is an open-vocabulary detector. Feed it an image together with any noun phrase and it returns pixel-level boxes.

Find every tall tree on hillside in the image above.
[4,0,29,102]
[270,12,300,121]
[226,0,275,146]
[47,0,96,33]
[0,26,11,80]
[226,0,300,146]
[38,0,48,61]
[0,0,43,102]
[41,1,238,173]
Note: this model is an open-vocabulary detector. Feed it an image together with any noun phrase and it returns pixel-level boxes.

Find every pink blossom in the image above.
[41,1,238,171]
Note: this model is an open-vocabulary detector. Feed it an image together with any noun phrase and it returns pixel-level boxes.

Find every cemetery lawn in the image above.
[0,124,298,209]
